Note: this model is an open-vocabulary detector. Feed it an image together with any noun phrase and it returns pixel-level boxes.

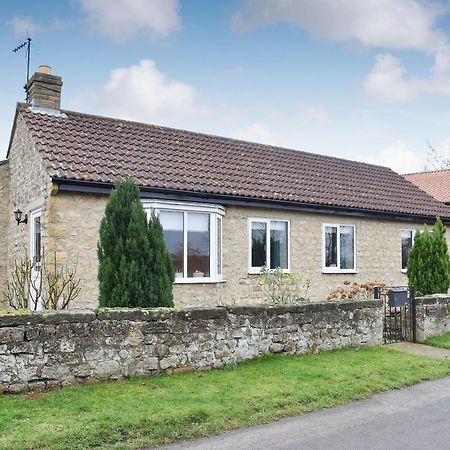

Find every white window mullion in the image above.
[287,220,291,272]
[218,216,223,276]
[336,225,341,271]
[183,211,188,278]
[266,219,271,270]
[209,214,216,279]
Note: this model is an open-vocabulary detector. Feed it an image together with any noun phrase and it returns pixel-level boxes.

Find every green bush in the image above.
[97,177,174,307]
[407,217,450,295]
[147,210,175,307]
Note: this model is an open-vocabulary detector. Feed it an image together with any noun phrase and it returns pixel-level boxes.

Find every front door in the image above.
[29,208,42,310]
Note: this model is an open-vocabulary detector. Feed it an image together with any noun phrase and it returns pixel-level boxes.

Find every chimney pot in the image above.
[27,65,62,110]
[38,65,51,75]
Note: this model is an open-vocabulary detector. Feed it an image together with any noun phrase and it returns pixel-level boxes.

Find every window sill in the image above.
[174,278,226,285]
[322,269,358,274]
[401,269,407,274]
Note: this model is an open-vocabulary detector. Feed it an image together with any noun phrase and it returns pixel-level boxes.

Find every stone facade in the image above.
[0,299,383,393]
[32,190,438,309]
[0,115,53,309]
[0,162,10,303]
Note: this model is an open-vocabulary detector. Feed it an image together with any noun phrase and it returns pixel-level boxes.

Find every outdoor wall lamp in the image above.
[14,209,28,225]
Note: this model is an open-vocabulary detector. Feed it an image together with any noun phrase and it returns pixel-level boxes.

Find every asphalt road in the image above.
[158,376,450,450]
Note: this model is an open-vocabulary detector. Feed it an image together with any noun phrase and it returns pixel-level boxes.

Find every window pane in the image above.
[340,226,354,270]
[34,216,41,265]
[187,213,210,277]
[159,211,184,275]
[217,217,222,275]
[270,221,288,269]
[401,230,413,270]
[325,226,337,267]
[251,221,267,268]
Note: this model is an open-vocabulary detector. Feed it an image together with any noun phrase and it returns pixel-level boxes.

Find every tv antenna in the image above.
[12,37,32,102]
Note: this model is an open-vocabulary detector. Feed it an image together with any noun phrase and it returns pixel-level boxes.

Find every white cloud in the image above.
[233,0,450,102]
[299,104,329,124]
[232,0,447,52]
[77,0,181,42]
[231,123,275,144]
[9,17,42,37]
[363,140,423,173]
[94,59,205,123]
[364,45,450,101]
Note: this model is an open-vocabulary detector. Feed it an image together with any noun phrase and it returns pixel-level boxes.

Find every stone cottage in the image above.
[1,66,450,309]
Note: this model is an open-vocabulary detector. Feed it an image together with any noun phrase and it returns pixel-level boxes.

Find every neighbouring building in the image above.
[405,169,450,205]
[1,66,450,310]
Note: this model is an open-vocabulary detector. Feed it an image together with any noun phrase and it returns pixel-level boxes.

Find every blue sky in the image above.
[2,0,450,173]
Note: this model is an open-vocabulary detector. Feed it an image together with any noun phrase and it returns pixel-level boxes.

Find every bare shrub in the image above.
[327,280,385,301]
[260,266,311,305]
[5,250,81,310]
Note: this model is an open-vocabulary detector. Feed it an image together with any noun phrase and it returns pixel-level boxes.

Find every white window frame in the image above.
[322,223,357,274]
[143,200,225,284]
[29,208,42,310]
[29,208,42,268]
[247,218,291,274]
[401,229,417,273]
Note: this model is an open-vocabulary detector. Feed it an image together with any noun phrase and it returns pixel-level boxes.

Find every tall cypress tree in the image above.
[430,217,450,293]
[147,210,175,307]
[98,177,175,307]
[408,218,450,295]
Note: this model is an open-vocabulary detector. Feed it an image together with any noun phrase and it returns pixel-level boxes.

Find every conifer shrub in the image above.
[147,210,175,307]
[98,177,174,307]
[407,217,450,295]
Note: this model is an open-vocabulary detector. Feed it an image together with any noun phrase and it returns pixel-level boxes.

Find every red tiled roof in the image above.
[17,103,450,220]
[404,170,450,204]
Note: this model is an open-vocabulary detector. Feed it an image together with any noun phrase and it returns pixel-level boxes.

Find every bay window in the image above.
[323,223,356,273]
[248,218,290,273]
[144,201,224,282]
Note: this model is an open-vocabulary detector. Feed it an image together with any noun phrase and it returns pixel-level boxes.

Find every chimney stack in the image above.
[27,65,63,110]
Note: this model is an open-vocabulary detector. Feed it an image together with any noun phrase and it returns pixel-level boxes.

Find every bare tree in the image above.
[425,141,450,171]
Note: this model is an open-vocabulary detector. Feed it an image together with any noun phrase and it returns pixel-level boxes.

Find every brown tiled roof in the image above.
[17,103,450,220]
[404,170,450,204]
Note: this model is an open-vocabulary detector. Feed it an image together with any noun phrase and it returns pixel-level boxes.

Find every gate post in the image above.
[410,286,417,343]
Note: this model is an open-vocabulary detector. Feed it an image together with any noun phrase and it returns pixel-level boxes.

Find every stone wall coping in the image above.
[416,294,450,306]
[0,298,383,328]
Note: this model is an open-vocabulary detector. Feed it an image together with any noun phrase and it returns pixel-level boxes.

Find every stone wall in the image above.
[0,299,382,393]
[416,295,450,342]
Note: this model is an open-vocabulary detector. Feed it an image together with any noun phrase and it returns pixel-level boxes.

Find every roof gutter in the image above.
[52,177,450,225]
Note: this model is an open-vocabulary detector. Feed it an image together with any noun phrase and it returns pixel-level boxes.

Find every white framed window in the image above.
[401,229,415,272]
[248,218,290,273]
[322,223,356,273]
[143,200,225,283]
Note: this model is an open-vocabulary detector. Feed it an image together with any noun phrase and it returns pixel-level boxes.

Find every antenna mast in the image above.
[12,37,32,102]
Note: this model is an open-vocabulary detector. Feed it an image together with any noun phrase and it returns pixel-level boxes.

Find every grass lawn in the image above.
[1,347,449,450]
[426,332,450,350]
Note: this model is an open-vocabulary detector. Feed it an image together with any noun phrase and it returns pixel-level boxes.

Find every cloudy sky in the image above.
[2,0,450,173]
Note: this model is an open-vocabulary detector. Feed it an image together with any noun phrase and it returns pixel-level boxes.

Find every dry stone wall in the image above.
[0,299,382,393]
[416,295,450,342]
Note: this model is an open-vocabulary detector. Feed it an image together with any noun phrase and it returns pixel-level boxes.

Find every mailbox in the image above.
[388,288,408,307]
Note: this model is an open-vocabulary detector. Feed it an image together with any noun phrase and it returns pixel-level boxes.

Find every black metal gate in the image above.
[374,286,417,344]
